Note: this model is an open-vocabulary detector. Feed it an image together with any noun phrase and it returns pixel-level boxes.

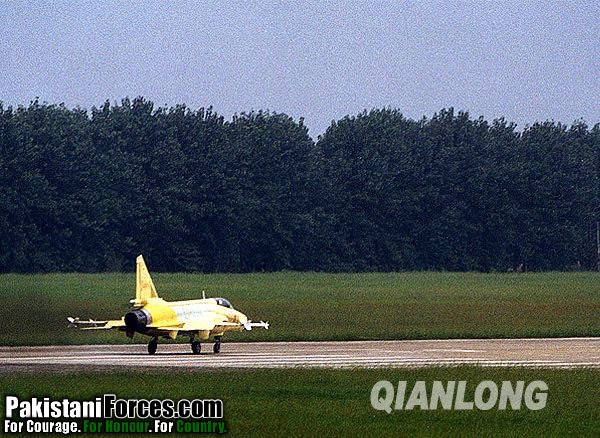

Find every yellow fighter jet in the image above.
[68,255,269,355]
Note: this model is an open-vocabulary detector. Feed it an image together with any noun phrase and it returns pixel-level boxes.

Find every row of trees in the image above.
[0,98,598,272]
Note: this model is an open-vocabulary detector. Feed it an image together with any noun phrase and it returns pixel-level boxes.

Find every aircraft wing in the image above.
[181,320,269,331]
[67,317,126,330]
[68,316,269,333]
[150,321,215,332]
[149,319,269,333]
[240,321,270,330]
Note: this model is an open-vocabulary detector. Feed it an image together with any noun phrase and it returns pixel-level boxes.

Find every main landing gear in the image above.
[146,336,222,355]
[189,334,202,354]
[190,338,221,354]
[191,340,201,354]
[148,337,158,355]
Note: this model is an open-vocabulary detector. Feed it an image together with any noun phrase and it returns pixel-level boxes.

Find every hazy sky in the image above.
[1,1,598,137]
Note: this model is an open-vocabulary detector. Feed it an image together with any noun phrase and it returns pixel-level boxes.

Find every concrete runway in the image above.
[0,338,598,372]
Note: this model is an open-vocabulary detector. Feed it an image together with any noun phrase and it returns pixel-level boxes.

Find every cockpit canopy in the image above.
[215,297,232,308]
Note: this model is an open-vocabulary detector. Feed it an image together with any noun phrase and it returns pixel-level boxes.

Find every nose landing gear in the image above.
[213,337,222,354]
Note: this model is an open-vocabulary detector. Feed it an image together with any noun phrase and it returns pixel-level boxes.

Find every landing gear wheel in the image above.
[148,338,158,355]
[191,340,201,354]
[213,340,221,354]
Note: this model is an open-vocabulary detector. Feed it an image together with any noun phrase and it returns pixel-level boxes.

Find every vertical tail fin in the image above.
[136,255,159,300]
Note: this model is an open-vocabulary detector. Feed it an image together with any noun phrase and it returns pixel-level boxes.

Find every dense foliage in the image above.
[0,98,598,272]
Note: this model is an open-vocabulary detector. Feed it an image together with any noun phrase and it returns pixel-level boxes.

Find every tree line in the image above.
[0,98,598,272]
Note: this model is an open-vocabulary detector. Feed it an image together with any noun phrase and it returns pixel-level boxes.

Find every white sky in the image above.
[1,0,599,137]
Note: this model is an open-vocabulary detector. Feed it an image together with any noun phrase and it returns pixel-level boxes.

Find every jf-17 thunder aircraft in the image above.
[68,255,269,355]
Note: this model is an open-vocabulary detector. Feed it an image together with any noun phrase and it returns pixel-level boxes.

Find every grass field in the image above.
[1,367,598,437]
[0,271,598,345]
